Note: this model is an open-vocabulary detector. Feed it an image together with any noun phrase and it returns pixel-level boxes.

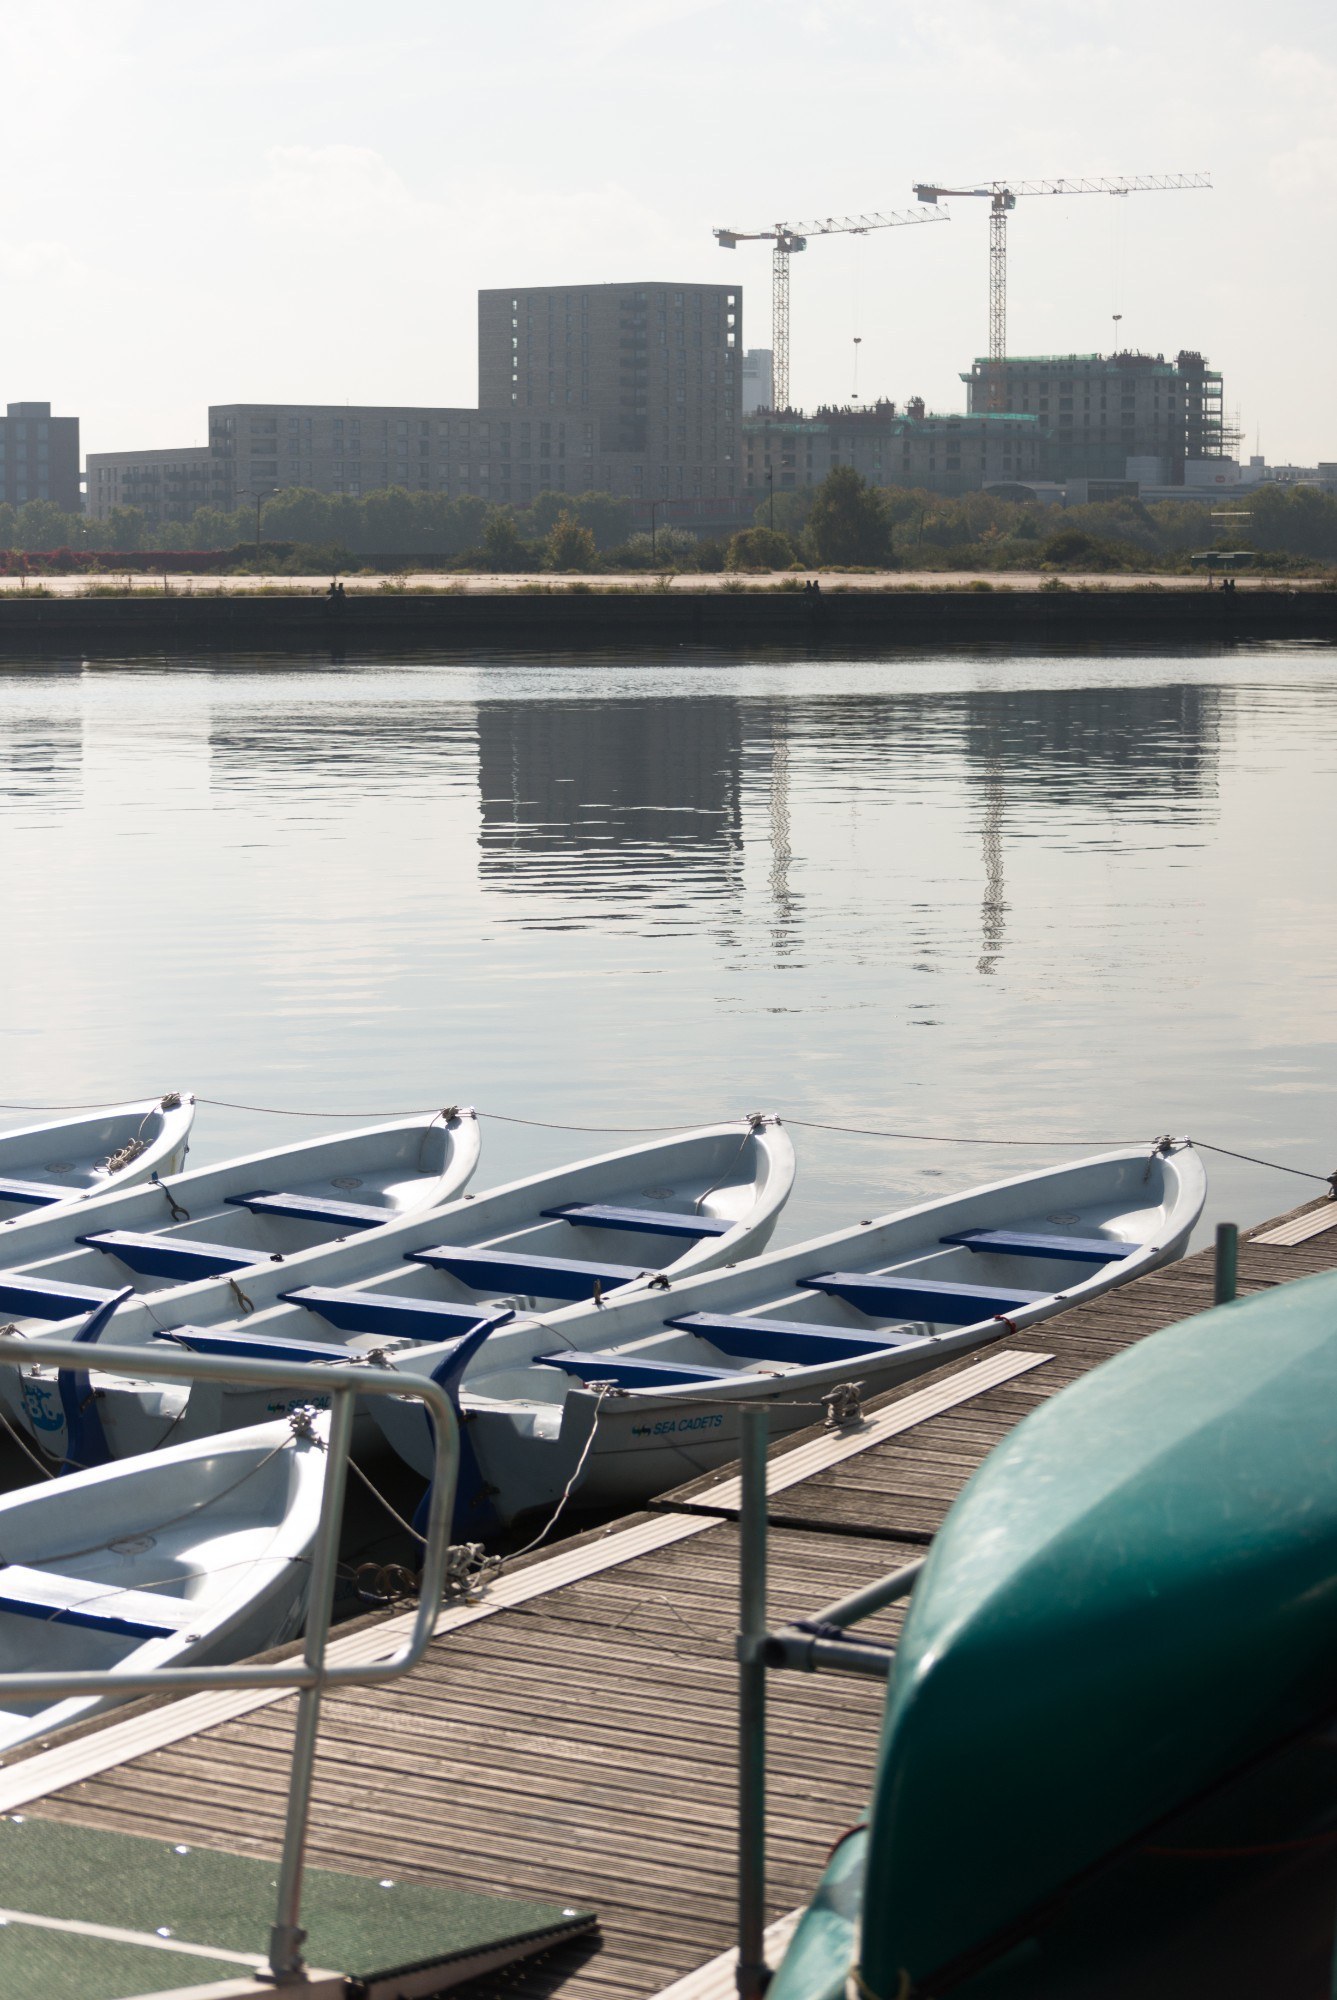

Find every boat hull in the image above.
[0,1096,196,1229]
[3,1120,794,1464]
[846,1264,1337,1993]
[0,1413,327,1753]
[378,1143,1205,1531]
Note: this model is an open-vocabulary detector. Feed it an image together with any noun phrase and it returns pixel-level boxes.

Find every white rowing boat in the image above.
[1,1118,795,1466]
[0,1407,329,1754]
[0,1097,195,1229]
[0,1109,482,1327]
[368,1141,1205,1532]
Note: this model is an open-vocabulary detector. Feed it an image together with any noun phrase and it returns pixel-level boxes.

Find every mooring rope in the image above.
[0,1096,1331,1188]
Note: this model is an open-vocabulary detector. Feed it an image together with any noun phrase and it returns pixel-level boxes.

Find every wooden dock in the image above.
[4,1193,1337,1999]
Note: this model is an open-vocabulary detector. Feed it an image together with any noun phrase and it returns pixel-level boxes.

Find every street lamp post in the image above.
[766,468,774,532]
[650,496,664,561]
[255,486,280,556]
[241,487,280,557]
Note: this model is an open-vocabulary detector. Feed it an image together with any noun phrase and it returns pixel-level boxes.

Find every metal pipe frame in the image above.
[762,1632,893,1678]
[0,1335,460,1985]
[736,1405,770,2000]
[734,1415,919,1990]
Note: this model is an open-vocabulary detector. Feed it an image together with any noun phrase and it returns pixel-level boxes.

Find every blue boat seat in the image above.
[535,1350,735,1388]
[542,1202,732,1240]
[0,1563,195,1641]
[408,1247,649,1302]
[940,1227,1133,1265]
[668,1311,930,1366]
[78,1230,269,1281]
[283,1286,515,1343]
[0,1178,69,1208]
[160,1325,348,1366]
[800,1272,1047,1325]
[225,1190,393,1230]
[0,1272,121,1322]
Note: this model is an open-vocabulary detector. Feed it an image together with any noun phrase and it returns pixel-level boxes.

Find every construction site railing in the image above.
[0,1333,459,1987]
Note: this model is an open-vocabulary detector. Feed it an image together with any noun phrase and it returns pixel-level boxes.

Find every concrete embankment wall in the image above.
[1,587,1335,654]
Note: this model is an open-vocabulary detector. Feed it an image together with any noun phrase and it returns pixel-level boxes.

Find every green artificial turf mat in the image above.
[0,1813,594,1988]
[0,1925,249,1999]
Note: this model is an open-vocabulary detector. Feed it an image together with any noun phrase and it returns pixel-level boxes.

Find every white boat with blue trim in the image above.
[0,1117,795,1468]
[0,1096,196,1230]
[0,1397,329,1754]
[0,1108,482,1327]
[369,1140,1205,1533]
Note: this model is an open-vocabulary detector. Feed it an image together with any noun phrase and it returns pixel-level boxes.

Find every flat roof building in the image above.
[204,400,718,511]
[1,402,80,515]
[478,281,741,499]
[85,446,228,525]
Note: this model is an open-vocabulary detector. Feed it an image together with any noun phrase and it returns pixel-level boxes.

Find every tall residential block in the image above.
[963,351,1227,483]
[0,402,80,514]
[478,281,742,499]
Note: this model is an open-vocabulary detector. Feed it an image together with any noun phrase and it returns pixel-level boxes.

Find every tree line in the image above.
[3,470,1336,571]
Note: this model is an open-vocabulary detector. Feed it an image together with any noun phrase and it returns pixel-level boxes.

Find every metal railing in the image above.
[0,1334,459,1987]
[734,1406,916,2000]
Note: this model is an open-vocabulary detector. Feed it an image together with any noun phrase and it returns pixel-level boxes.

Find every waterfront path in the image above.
[1,1194,1336,1998]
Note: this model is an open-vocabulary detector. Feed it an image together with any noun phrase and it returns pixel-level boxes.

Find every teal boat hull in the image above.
[772,1264,1337,1997]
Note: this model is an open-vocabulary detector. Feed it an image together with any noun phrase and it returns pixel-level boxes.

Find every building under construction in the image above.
[743,400,1044,500]
[963,350,1230,484]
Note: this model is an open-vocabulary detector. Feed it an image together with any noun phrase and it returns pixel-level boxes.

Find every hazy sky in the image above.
[6,0,1334,463]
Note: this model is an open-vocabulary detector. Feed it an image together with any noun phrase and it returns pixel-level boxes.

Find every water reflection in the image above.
[0,714,82,804]
[467,682,1224,959]
[476,698,744,913]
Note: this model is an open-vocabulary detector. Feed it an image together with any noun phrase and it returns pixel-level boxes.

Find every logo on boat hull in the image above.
[20,1376,65,1436]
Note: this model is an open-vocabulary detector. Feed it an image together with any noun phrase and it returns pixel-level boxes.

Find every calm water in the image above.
[2,643,1335,1250]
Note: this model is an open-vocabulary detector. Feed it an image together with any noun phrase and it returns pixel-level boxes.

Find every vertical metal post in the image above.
[268,1388,356,1982]
[1214,1221,1239,1305]
[737,1406,770,2000]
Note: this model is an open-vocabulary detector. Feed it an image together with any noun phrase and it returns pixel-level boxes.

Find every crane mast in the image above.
[913,174,1212,406]
[715,208,948,411]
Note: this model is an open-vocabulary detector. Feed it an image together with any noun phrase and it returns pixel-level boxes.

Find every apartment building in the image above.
[478,281,741,499]
[85,446,228,525]
[202,401,692,510]
[963,351,1227,482]
[0,402,80,514]
[743,401,1045,497]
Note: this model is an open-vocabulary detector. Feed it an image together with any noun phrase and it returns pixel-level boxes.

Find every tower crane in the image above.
[714,208,949,411]
[912,175,1212,403]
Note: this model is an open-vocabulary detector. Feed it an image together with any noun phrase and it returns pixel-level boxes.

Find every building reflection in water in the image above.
[476,698,745,923]
[203,673,1224,980]
[0,715,83,807]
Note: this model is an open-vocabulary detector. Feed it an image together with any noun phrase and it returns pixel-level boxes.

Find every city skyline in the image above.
[3,0,1333,464]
